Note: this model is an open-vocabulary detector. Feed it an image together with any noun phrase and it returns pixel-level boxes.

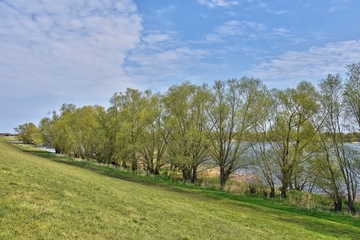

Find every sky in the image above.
[1,0,360,133]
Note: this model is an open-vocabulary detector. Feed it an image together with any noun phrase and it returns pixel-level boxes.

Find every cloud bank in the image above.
[249,40,360,87]
[197,0,240,8]
[0,0,142,98]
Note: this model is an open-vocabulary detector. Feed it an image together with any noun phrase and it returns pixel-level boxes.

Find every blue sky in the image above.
[1,0,360,133]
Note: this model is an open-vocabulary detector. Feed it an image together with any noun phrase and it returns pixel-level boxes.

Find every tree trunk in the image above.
[131,160,137,171]
[122,160,128,169]
[281,189,286,198]
[219,167,229,189]
[348,197,356,214]
[191,166,197,184]
[270,187,275,198]
[334,197,342,212]
[182,167,191,182]
[149,157,154,174]
[281,173,291,198]
[148,167,154,174]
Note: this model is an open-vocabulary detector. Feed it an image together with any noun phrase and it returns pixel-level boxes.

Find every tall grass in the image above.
[1,137,359,239]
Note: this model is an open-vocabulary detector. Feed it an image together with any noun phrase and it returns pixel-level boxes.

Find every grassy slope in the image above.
[0,138,359,240]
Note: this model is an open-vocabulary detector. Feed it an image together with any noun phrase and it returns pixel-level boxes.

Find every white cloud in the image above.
[330,0,350,4]
[266,9,289,15]
[258,2,266,8]
[205,20,265,42]
[328,5,346,12]
[143,33,171,45]
[125,46,210,85]
[204,20,295,43]
[197,0,240,8]
[0,0,143,98]
[248,39,360,87]
[255,1,289,15]
[272,28,290,37]
[328,0,350,12]
[156,5,175,14]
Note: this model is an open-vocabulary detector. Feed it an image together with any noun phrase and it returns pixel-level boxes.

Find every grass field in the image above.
[1,137,359,239]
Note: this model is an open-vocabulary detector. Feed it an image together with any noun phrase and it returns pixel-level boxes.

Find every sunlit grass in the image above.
[1,137,359,239]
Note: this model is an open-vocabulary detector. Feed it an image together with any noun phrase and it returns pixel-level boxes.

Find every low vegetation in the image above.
[1,138,359,239]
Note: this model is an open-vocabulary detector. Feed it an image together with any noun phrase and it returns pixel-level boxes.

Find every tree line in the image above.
[14,62,360,213]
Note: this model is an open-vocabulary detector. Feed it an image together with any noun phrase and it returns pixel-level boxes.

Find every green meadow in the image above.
[1,137,359,239]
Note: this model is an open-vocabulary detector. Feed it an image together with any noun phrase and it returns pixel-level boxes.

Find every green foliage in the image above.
[317,74,359,213]
[163,82,211,183]
[14,122,42,144]
[205,77,266,189]
[265,81,320,198]
[344,61,360,129]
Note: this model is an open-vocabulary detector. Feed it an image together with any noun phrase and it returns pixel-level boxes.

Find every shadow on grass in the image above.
[14,143,360,237]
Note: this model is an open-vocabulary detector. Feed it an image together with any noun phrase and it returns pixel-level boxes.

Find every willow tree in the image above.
[163,82,211,183]
[136,93,169,175]
[86,96,124,165]
[205,77,264,189]
[317,74,358,213]
[344,62,360,212]
[250,85,278,197]
[269,81,319,198]
[39,113,61,153]
[53,104,80,157]
[38,104,76,154]
[65,105,104,160]
[111,88,154,170]
[344,62,360,130]
[14,122,42,145]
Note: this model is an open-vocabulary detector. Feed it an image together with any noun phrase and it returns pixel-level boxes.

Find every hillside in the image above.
[0,137,359,239]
